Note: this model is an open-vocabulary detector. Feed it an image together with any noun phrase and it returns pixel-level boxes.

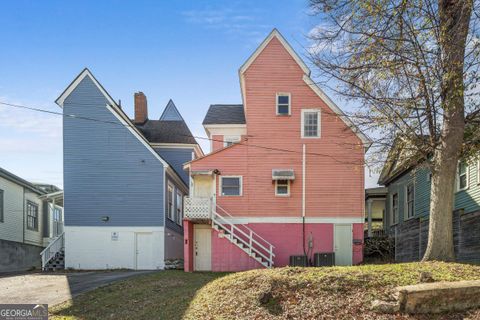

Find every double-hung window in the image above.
[301,109,321,138]
[477,160,480,185]
[457,162,468,191]
[391,193,399,225]
[275,180,290,196]
[0,189,3,223]
[276,93,290,115]
[405,183,415,219]
[26,201,38,231]
[221,177,242,196]
[176,191,183,225]
[167,184,174,221]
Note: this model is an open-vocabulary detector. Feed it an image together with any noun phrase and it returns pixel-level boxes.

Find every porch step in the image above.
[43,250,65,272]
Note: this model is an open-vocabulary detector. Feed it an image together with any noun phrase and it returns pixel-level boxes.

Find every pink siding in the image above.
[183,219,194,272]
[191,36,364,220]
[352,223,364,264]
[211,134,224,152]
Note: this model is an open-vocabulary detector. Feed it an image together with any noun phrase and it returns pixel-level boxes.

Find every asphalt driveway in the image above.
[0,271,153,306]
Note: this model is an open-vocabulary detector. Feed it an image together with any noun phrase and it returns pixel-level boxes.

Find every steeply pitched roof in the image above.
[202,104,246,125]
[136,120,197,144]
[159,99,184,121]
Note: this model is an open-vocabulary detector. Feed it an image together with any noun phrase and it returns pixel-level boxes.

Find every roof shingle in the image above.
[202,104,246,125]
[135,120,197,144]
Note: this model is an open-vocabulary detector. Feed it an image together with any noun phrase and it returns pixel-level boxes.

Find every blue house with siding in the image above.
[54,68,202,270]
[379,144,480,262]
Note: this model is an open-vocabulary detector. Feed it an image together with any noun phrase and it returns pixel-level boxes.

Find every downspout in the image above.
[302,144,306,258]
[22,188,25,243]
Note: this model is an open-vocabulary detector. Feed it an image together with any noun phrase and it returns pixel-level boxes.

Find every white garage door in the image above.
[135,233,154,270]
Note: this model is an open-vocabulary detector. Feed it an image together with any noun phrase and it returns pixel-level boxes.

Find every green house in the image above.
[379,147,480,262]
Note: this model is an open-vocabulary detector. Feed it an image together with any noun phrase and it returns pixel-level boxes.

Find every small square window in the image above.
[275,180,290,196]
[221,177,242,196]
[223,136,241,147]
[276,93,290,115]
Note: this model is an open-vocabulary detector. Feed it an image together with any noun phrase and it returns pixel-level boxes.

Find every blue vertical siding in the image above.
[63,76,165,226]
[159,100,183,121]
[154,148,193,184]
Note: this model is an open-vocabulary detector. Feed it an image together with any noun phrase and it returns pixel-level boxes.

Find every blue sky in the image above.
[0,0,379,188]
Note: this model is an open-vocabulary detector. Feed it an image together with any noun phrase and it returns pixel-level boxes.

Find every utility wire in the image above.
[0,101,366,166]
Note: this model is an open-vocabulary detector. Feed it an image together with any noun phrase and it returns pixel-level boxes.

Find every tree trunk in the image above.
[422,0,472,261]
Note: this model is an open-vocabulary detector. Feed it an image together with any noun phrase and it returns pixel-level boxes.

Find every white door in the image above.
[194,225,212,271]
[136,233,154,270]
[194,176,213,198]
[334,224,353,266]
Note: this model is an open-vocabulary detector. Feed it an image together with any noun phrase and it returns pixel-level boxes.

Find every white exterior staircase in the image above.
[212,204,275,268]
[40,232,65,271]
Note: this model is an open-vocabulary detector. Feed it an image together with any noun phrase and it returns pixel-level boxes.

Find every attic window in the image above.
[276,93,290,115]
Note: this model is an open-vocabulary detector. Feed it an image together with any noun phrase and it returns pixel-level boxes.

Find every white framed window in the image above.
[276,93,291,115]
[275,180,290,196]
[405,183,415,219]
[391,193,399,225]
[477,159,480,185]
[220,176,242,196]
[223,135,241,147]
[176,191,183,225]
[456,161,469,192]
[167,184,174,221]
[301,109,321,138]
[26,201,39,231]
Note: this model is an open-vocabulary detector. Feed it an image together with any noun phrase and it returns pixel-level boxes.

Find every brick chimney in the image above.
[134,92,148,124]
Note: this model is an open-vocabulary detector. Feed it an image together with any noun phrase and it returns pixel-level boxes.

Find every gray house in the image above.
[53,68,202,270]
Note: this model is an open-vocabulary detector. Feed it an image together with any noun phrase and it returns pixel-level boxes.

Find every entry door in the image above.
[334,224,353,266]
[194,225,212,271]
[194,176,213,198]
[136,233,154,270]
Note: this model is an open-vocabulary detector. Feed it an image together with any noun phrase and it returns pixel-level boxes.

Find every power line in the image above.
[0,101,366,165]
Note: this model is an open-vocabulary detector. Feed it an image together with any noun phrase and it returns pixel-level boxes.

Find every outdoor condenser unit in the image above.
[289,255,308,267]
[314,252,335,267]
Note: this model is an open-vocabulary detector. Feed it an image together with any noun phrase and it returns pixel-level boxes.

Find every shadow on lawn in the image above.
[49,270,227,320]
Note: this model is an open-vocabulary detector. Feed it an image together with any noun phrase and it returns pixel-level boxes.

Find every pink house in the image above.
[183,29,371,272]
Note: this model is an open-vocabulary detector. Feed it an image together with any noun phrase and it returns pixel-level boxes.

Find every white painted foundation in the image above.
[65,226,165,270]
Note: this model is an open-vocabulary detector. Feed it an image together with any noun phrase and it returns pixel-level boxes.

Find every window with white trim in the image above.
[405,183,415,219]
[301,109,320,138]
[176,191,183,225]
[223,135,241,147]
[275,180,290,196]
[0,189,3,223]
[391,193,399,225]
[456,162,468,191]
[26,201,38,231]
[276,93,290,115]
[477,160,480,185]
[221,176,242,196]
[167,184,174,221]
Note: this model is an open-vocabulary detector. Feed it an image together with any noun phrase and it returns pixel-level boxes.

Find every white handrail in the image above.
[40,232,65,269]
[213,205,275,267]
[216,204,275,249]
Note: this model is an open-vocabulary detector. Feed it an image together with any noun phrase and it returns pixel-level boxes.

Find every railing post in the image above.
[249,230,253,254]
[269,244,273,267]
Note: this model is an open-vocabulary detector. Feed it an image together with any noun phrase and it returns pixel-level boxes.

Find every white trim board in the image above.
[220,216,364,224]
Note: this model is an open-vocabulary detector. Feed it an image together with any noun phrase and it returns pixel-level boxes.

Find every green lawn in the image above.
[50,263,480,320]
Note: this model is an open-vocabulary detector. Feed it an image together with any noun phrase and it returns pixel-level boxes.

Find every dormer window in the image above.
[276,93,291,115]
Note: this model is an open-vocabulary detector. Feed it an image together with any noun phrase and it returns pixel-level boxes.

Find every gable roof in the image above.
[55,68,169,168]
[159,99,184,121]
[202,104,246,125]
[135,120,197,144]
[237,29,372,149]
[0,167,46,195]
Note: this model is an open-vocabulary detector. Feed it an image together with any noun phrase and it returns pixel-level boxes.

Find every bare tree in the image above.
[308,0,479,261]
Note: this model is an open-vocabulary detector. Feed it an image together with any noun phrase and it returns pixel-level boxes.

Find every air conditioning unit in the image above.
[314,252,335,267]
[289,255,308,267]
